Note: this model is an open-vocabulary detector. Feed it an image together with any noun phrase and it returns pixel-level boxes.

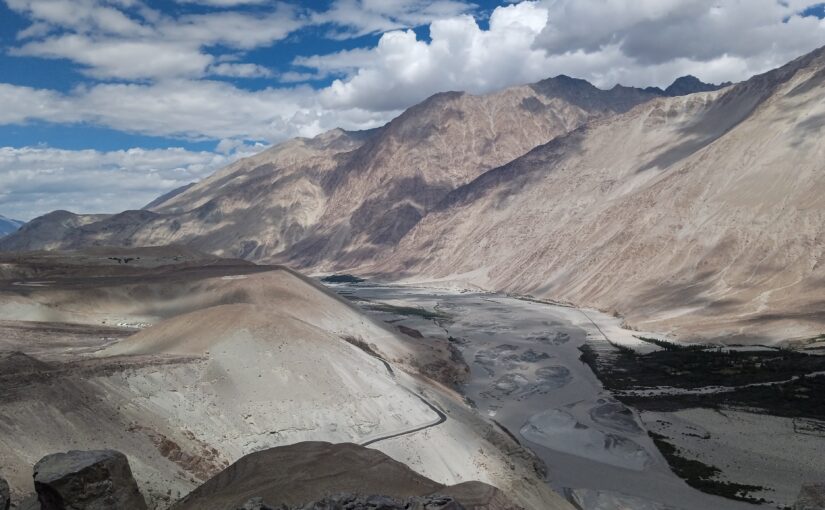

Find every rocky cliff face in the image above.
[375,46,825,344]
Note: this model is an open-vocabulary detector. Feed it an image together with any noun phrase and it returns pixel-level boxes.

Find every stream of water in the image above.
[330,282,757,510]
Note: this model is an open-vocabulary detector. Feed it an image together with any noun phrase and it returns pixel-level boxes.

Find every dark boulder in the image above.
[33,450,147,510]
[1,475,10,510]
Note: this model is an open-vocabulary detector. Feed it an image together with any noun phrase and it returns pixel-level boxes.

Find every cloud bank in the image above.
[0,145,262,220]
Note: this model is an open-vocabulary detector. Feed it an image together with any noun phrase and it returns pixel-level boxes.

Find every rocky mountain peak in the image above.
[664,75,731,96]
[530,75,661,114]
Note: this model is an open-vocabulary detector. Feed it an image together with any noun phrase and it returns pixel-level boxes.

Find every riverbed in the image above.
[327,282,762,510]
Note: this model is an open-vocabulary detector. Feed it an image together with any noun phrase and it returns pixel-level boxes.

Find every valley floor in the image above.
[327,281,824,510]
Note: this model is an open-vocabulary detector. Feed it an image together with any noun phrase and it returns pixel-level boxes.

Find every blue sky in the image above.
[1,0,825,220]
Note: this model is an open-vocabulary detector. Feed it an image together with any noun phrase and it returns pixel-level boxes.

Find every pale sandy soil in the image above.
[643,408,825,505]
[0,260,568,510]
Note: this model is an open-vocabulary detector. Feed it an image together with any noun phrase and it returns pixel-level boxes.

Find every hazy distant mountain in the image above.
[663,75,731,96]
[644,75,731,97]
[0,215,23,238]
[0,75,663,261]
[376,46,825,344]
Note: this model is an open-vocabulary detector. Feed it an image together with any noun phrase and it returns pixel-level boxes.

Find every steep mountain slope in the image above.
[376,46,825,344]
[0,76,667,264]
[0,215,23,238]
[281,80,670,270]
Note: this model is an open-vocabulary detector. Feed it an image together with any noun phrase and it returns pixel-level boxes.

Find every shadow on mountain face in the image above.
[797,112,825,133]
[787,65,825,97]
[741,302,825,326]
[637,50,825,174]
[436,128,587,214]
[630,270,743,313]
[349,176,453,245]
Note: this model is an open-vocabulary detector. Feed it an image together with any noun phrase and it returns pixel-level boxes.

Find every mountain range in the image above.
[0,74,723,260]
[1,51,820,344]
[375,48,825,343]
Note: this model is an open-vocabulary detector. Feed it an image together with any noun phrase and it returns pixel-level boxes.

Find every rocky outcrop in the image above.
[33,450,147,510]
[1,475,10,510]
[172,442,522,510]
[795,484,825,510]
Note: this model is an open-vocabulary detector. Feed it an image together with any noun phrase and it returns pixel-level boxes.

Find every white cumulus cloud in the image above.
[0,145,261,220]
[307,0,825,112]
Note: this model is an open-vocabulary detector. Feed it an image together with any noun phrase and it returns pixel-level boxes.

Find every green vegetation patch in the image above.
[593,341,825,390]
[624,374,825,421]
[634,335,708,352]
[648,432,766,504]
[364,302,452,321]
[321,274,365,283]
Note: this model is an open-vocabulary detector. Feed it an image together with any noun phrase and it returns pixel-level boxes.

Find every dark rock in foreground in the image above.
[173,442,520,510]
[14,444,518,510]
[1,475,10,510]
[33,450,147,510]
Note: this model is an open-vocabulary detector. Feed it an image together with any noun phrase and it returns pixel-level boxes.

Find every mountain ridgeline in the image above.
[0,75,670,262]
[2,52,822,344]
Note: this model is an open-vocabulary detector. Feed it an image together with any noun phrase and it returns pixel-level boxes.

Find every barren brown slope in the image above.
[1,78,662,265]
[376,46,825,345]
[0,129,369,257]
[279,81,662,270]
